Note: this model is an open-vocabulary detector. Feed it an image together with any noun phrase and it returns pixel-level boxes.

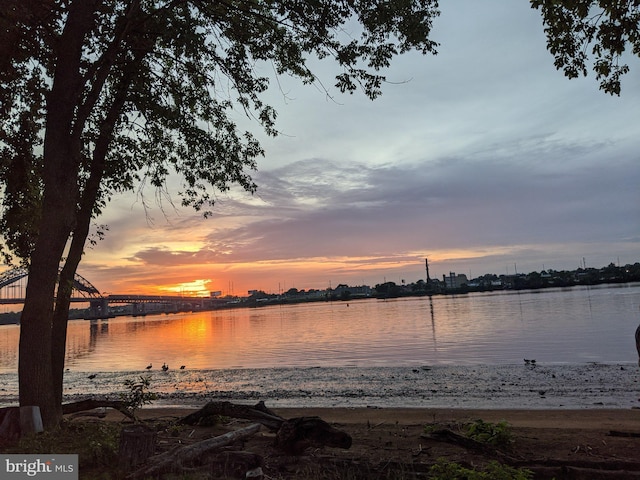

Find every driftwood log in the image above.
[179,401,352,454]
[127,423,261,479]
[62,398,136,421]
[179,400,283,430]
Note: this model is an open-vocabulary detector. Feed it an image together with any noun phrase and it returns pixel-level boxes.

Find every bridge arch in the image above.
[0,267,103,300]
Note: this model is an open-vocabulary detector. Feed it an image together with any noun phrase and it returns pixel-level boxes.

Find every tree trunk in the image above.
[51,45,142,411]
[19,242,64,429]
[18,0,98,429]
[51,268,73,422]
[52,232,89,417]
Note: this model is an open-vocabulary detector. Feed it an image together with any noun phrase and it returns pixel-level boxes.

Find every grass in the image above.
[2,420,121,479]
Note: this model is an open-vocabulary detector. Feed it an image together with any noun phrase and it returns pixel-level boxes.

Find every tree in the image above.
[0,1,440,428]
[531,0,640,95]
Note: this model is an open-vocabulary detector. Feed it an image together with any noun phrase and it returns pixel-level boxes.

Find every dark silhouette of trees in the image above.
[531,0,640,95]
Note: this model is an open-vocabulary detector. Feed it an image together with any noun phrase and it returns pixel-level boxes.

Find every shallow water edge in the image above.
[1,363,639,410]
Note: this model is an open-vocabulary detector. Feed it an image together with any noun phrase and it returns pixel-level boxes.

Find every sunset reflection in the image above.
[0,285,638,374]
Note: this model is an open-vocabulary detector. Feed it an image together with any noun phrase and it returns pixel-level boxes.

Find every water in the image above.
[0,283,639,408]
[0,283,639,372]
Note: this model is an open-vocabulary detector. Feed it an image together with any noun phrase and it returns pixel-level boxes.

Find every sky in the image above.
[80,1,639,297]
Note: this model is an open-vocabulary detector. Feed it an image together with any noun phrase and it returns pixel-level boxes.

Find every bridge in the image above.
[0,268,220,319]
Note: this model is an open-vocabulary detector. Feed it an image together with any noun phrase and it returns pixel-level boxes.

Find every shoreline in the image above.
[3,363,639,410]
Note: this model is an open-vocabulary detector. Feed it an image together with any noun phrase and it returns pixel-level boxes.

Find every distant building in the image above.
[443,272,468,289]
[332,284,372,298]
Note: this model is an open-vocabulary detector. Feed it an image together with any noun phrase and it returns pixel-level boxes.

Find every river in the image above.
[0,283,638,408]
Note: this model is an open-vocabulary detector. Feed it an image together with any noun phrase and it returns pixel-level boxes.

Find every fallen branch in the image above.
[127,423,261,479]
[61,399,136,421]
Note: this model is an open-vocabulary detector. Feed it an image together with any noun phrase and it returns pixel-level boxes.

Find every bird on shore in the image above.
[146,363,152,370]
[180,365,185,370]
[87,374,97,380]
[162,363,169,372]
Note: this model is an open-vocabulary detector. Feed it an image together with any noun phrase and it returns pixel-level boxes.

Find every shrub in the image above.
[466,419,514,447]
[120,375,157,420]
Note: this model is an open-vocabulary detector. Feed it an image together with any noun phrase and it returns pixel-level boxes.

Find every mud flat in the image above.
[1,362,639,410]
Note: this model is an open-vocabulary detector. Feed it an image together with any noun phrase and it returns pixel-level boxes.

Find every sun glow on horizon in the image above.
[161,279,213,297]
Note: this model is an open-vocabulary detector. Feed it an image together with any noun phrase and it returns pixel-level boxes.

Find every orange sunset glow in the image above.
[81,251,457,297]
[78,238,637,300]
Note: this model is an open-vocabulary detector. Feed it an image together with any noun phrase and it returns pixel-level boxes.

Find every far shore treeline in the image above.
[1,261,639,325]
[246,260,640,305]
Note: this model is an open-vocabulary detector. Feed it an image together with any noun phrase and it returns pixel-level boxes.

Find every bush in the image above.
[120,375,157,420]
[466,419,514,447]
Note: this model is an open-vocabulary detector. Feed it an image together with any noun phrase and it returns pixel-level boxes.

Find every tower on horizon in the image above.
[425,258,431,284]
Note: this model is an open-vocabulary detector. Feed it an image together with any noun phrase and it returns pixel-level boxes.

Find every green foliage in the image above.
[0,1,442,265]
[466,419,514,447]
[0,112,43,264]
[120,375,157,419]
[7,421,120,469]
[429,458,533,480]
[423,423,438,435]
[530,0,640,95]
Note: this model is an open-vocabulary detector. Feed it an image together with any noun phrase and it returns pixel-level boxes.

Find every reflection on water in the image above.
[0,283,638,373]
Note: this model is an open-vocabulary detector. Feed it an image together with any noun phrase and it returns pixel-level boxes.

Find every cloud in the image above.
[76,0,639,294]
[118,142,635,267]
